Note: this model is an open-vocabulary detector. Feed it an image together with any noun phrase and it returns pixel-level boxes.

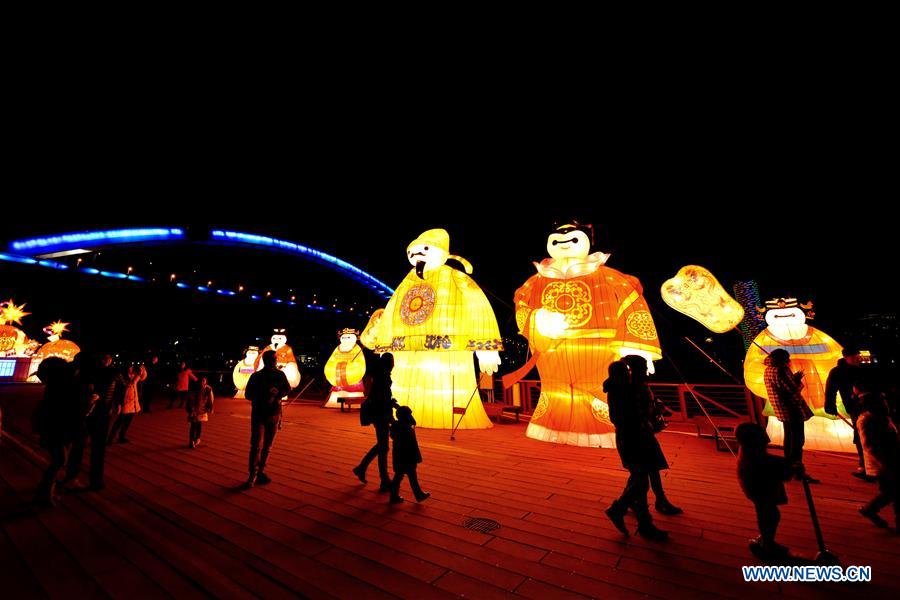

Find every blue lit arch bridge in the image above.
[1,226,396,361]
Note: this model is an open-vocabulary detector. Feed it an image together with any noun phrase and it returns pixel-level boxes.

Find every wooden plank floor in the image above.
[1,390,898,599]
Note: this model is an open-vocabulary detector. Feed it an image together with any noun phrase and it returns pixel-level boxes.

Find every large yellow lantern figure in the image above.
[254,329,301,389]
[323,328,367,408]
[232,345,259,398]
[514,223,662,447]
[743,298,851,452]
[0,299,32,357]
[361,228,502,429]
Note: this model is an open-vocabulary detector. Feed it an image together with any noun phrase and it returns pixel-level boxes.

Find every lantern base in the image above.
[323,389,365,409]
[525,422,616,448]
[765,417,856,453]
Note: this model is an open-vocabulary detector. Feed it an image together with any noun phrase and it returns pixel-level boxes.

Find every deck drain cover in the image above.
[463,517,500,533]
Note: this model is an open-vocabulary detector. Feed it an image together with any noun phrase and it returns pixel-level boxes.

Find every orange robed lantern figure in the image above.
[254,329,301,389]
[323,328,367,408]
[743,298,852,452]
[513,223,662,447]
[361,228,502,429]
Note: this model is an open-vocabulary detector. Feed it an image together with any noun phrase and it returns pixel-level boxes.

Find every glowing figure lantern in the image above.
[361,228,502,429]
[661,266,745,334]
[37,321,80,362]
[323,328,367,408]
[0,299,33,358]
[232,346,259,398]
[743,298,851,452]
[514,223,662,447]
[255,329,301,388]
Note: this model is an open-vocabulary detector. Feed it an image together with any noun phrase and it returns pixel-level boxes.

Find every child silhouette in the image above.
[389,406,430,504]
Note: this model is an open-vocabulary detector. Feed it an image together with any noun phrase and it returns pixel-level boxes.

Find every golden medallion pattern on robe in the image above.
[626,310,658,340]
[400,283,436,326]
[540,280,592,328]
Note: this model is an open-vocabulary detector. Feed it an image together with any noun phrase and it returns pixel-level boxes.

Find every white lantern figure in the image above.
[255,329,301,389]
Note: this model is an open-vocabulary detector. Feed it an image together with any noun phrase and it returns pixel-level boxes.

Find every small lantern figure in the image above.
[37,321,80,362]
[743,298,852,452]
[323,328,367,408]
[0,300,32,358]
[255,329,301,389]
[232,345,259,398]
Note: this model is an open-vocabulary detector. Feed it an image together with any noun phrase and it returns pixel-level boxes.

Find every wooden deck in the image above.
[1,390,898,599]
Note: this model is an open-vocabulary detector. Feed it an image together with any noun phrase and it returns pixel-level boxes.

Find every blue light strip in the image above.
[3,234,379,315]
[209,230,394,296]
[0,253,69,270]
[9,228,186,255]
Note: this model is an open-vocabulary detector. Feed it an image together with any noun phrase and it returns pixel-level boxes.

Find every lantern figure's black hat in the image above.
[552,220,595,247]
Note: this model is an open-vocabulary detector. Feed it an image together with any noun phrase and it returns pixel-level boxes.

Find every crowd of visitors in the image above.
[23,341,899,562]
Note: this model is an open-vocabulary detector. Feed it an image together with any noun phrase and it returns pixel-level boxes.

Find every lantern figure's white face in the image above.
[547,230,591,261]
[47,333,60,343]
[765,307,805,328]
[765,306,808,340]
[271,334,287,349]
[339,333,358,352]
[407,243,448,273]
[243,349,259,365]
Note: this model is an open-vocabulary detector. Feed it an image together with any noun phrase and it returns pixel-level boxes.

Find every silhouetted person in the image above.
[603,360,668,540]
[623,354,682,516]
[141,355,160,413]
[389,406,430,504]
[857,382,899,532]
[108,363,146,444]
[169,362,197,408]
[736,422,792,559]
[32,357,80,506]
[243,350,290,488]
[85,354,117,490]
[187,375,214,448]
[764,348,818,482]
[353,353,398,492]
[824,348,867,478]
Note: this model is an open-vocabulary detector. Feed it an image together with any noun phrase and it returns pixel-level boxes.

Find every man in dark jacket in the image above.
[824,348,867,478]
[243,350,290,488]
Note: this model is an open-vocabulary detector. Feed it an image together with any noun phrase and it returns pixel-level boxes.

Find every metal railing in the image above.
[496,379,763,425]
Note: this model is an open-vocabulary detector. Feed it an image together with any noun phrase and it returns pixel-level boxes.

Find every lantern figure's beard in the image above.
[415,261,426,279]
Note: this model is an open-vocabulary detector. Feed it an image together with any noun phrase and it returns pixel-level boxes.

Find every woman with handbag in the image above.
[353,353,398,492]
[623,354,682,516]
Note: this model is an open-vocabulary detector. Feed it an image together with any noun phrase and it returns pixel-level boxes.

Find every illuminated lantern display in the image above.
[232,345,259,398]
[323,328,367,408]
[0,299,33,358]
[661,266,744,333]
[361,228,502,429]
[513,223,662,447]
[36,321,80,362]
[255,329,301,388]
[743,298,852,452]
